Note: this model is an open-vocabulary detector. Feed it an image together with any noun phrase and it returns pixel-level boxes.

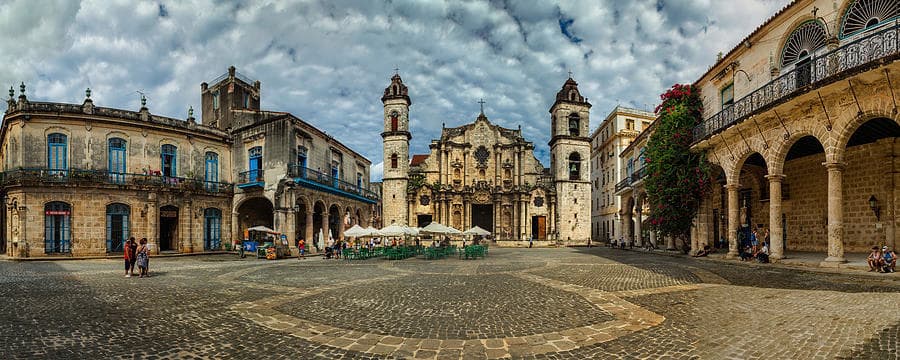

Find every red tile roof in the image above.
[410,154,429,166]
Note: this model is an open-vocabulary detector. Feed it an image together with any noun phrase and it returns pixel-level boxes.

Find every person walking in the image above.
[123,238,135,277]
[298,238,306,260]
[136,238,150,278]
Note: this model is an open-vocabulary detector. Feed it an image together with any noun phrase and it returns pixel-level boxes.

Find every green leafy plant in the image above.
[644,84,711,254]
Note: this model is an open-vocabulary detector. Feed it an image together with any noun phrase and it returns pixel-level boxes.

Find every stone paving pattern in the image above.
[0,247,897,359]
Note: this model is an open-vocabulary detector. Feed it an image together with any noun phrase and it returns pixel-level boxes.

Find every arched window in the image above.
[390,111,399,132]
[44,201,72,254]
[568,152,581,180]
[106,203,130,252]
[840,0,900,38]
[204,208,222,250]
[161,144,177,177]
[780,20,827,68]
[390,153,398,169]
[248,146,262,182]
[47,133,67,174]
[568,113,581,136]
[205,152,218,191]
[108,138,127,184]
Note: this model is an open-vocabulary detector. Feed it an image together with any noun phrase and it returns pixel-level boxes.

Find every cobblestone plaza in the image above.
[1,248,897,359]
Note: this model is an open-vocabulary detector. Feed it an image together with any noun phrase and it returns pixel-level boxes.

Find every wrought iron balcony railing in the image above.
[0,168,233,194]
[631,167,646,183]
[693,21,900,144]
[615,177,632,193]
[288,164,380,201]
[237,169,264,187]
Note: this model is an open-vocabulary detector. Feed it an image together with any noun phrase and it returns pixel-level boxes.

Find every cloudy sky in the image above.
[1,0,790,181]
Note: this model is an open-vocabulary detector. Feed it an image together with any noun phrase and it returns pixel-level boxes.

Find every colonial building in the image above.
[590,106,655,244]
[381,74,592,245]
[202,67,377,255]
[0,66,378,258]
[615,122,662,249]
[690,0,900,264]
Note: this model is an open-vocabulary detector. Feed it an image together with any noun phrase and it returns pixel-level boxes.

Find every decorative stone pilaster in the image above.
[823,162,846,265]
[726,183,740,258]
[766,174,785,261]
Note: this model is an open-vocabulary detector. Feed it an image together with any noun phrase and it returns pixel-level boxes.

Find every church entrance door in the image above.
[471,205,493,236]
[531,216,547,240]
[417,214,432,228]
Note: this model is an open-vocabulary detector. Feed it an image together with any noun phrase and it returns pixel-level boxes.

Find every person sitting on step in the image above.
[882,246,896,273]
[868,246,883,272]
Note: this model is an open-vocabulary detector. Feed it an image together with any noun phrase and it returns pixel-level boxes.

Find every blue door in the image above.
[161,144,177,178]
[106,203,130,252]
[44,202,71,253]
[297,146,307,178]
[47,133,68,177]
[204,208,222,250]
[108,138,127,184]
[205,152,218,191]
[331,164,339,187]
[249,146,262,182]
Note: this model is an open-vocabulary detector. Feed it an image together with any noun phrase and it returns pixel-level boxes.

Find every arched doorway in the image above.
[106,203,130,252]
[841,117,900,252]
[328,204,341,241]
[734,152,768,251]
[781,136,826,253]
[159,205,179,251]
[237,197,274,236]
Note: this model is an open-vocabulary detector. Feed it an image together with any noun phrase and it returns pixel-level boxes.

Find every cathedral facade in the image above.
[381,74,591,245]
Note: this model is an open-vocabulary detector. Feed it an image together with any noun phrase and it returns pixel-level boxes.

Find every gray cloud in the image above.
[0,0,789,181]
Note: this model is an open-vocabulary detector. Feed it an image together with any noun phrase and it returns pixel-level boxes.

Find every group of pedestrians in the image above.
[868,245,897,273]
[123,237,150,278]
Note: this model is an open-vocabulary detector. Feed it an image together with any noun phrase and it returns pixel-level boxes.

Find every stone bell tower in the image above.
[549,77,591,244]
[381,73,412,226]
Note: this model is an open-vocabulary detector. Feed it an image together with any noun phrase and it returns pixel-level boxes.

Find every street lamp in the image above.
[869,195,880,220]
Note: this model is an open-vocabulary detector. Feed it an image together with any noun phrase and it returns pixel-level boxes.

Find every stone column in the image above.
[766,174,785,260]
[305,212,314,253]
[625,207,633,246]
[726,183,740,258]
[231,211,240,246]
[634,206,642,248]
[824,162,846,264]
[285,210,297,255]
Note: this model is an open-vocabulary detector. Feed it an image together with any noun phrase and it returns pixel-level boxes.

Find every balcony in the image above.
[237,170,264,189]
[614,177,632,194]
[0,168,233,195]
[693,21,900,144]
[631,167,646,184]
[288,164,379,204]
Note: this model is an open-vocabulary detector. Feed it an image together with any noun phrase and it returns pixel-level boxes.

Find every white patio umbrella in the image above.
[422,222,463,235]
[378,224,409,237]
[247,225,278,234]
[343,224,370,237]
[463,226,491,236]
